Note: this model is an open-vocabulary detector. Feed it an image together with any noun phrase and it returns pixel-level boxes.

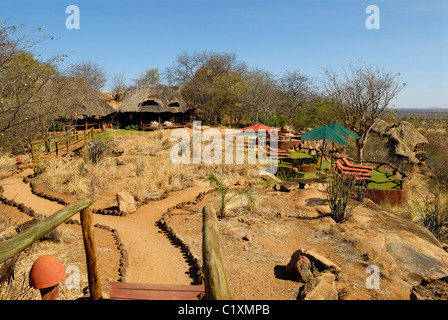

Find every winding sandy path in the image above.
[0,169,210,285]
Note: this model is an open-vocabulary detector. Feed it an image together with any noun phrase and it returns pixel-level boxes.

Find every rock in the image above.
[279,181,300,192]
[370,120,429,164]
[234,179,245,186]
[242,234,252,241]
[116,191,137,214]
[295,249,342,274]
[299,272,338,300]
[410,276,448,300]
[115,158,126,166]
[275,212,285,218]
[286,254,315,283]
[261,174,281,184]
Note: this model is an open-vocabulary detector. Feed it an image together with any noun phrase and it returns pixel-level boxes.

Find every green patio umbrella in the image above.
[301,126,349,146]
[327,122,361,139]
[301,126,349,173]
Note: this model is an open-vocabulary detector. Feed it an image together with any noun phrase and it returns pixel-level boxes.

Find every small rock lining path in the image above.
[0,169,211,285]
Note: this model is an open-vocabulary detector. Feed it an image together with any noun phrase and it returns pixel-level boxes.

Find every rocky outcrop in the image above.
[371,120,429,164]
[410,276,448,300]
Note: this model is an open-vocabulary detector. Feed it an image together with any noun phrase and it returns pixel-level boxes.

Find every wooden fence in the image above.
[30,128,95,161]
[0,196,102,300]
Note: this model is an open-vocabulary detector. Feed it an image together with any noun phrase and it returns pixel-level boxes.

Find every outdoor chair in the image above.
[341,157,374,170]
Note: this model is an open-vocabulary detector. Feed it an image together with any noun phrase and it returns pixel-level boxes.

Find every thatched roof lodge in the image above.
[118,84,195,128]
[46,76,116,118]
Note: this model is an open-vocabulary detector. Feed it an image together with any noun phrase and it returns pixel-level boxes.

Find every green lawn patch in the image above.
[367,168,403,189]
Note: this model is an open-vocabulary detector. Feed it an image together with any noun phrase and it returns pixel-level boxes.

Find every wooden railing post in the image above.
[80,206,102,300]
[202,205,233,300]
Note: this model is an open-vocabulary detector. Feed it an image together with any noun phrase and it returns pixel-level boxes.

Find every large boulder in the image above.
[116,191,137,214]
[370,120,429,164]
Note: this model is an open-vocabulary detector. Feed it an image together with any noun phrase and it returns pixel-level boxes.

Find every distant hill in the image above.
[392,108,448,115]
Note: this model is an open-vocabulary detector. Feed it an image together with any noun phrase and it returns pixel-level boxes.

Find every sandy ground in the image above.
[0,167,211,290]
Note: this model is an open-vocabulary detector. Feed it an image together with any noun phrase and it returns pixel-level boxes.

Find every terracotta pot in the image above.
[29,255,66,300]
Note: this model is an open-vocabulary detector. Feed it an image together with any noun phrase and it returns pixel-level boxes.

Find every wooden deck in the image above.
[105,282,205,300]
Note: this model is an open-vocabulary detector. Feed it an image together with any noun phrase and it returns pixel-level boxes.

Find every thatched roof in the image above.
[45,76,116,117]
[119,84,193,114]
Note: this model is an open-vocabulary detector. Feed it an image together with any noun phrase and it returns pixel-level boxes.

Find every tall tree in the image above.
[133,68,160,87]
[239,68,278,124]
[322,63,406,160]
[165,51,247,125]
[68,61,107,91]
[0,22,68,150]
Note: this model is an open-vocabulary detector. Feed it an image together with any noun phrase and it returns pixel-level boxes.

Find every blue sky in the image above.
[1,0,447,108]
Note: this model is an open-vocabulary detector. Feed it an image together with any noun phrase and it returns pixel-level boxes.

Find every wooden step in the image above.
[105,282,205,300]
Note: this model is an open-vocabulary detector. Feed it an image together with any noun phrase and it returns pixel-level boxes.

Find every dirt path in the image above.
[0,169,211,286]
[0,169,65,216]
[93,181,211,284]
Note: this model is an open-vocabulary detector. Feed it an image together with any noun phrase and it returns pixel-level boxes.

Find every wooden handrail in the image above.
[202,205,233,300]
[0,196,102,299]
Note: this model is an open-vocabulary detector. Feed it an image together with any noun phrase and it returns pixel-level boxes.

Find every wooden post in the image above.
[31,143,35,161]
[55,142,59,156]
[202,205,233,300]
[66,140,69,153]
[80,206,102,300]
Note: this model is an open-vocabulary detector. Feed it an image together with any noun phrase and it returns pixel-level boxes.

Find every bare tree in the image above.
[68,61,107,91]
[110,73,128,101]
[239,68,278,124]
[322,63,406,161]
[277,70,316,118]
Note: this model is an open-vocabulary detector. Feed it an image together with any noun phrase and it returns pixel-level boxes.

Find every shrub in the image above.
[84,139,118,164]
[415,192,448,240]
[125,125,139,131]
[206,172,258,218]
[326,173,356,223]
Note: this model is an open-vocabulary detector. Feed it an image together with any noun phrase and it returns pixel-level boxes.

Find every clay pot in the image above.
[29,255,66,300]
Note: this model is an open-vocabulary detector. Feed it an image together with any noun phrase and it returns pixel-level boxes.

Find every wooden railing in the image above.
[30,128,95,160]
[202,205,233,300]
[0,196,102,300]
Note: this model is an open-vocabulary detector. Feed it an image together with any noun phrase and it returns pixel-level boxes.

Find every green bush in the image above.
[125,125,139,131]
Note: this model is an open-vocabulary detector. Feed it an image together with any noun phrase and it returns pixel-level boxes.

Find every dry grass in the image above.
[127,157,194,201]
[36,157,120,198]
[0,153,17,171]
[0,221,87,300]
